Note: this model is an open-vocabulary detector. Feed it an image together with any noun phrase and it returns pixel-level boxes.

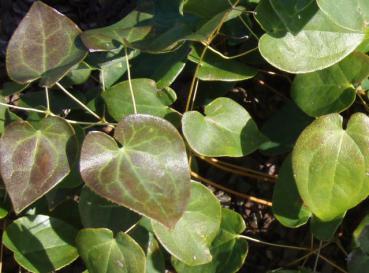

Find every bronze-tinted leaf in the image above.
[0,117,78,213]
[6,1,87,87]
[80,114,191,228]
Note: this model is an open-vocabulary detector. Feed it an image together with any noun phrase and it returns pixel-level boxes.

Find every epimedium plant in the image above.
[1,0,369,273]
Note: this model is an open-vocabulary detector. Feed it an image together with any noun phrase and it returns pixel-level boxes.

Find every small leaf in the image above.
[152,181,222,266]
[182,97,265,157]
[2,215,79,273]
[76,228,146,273]
[102,79,179,123]
[188,46,257,82]
[0,116,78,213]
[291,52,369,117]
[310,214,344,241]
[6,1,87,87]
[79,186,140,233]
[292,113,369,221]
[172,208,248,273]
[272,155,311,228]
[80,114,191,228]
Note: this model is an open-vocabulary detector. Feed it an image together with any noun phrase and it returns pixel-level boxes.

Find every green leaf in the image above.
[61,62,92,86]
[80,114,191,228]
[310,214,344,241]
[258,3,365,73]
[317,0,369,32]
[358,226,369,254]
[102,79,180,123]
[353,214,369,248]
[291,52,369,117]
[0,116,78,213]
[272,155,311,228]
[1,81,29,96]
[172,208,248,273]
[269,269,314,273]
[188,46,257,82]
[182,97,265,157]
[292,113,369,221]
[348,249,369,273]
[79,186,140,233]
[6,1,87,87]
[152,181,222,266]
[76,228,146,273]
[2,215,79,273]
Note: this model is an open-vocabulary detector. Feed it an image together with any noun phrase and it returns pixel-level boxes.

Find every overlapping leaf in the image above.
[6,1,87,87]
[152,182,222,266]
[292,113,369,221]
[0,116,78,213]
[2,215,79,273]
[182,97,265,157]
[80,114,191,228]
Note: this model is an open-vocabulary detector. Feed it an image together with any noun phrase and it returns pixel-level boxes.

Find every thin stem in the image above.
[202,43,258,60]
[124,46,137,114]
[257,79,289,101]
[125,221,140,234]
[0,220,5,273]
[56,82,101,120]
[284,242,330,267]
[191,171,272,206]
[313,240,322,272]
[64,119,116,126]
[319,254,348,273]
[335,239,348,256]
[358,93,369,112]
[238,15,259,41]
[238,234,309,251]
[0,101,46,114]
[44,86,51,115]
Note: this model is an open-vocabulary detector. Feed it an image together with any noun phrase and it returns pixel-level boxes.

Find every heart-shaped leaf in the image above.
[257,1,365,73]
[80,114,191,228]
[182,97,265,157]
[6,1,87,87]
[152,181,222,266]
[317,0,369,32]
[0,116,78,213]
[292,113,369,221]
[76,228,146,273]
[291,52,369,117]
[2,215,79,273]
[102,79,179,123]
[172,208,248,273]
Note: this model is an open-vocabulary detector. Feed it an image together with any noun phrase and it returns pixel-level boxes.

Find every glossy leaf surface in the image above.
[6,1,87,86]
[0,116,78,213]
[172,208,248,273]
[80,114,191,228]
[182,97,265,157]
[292,113,369,221]
[76,228,145,273]
[152,182,222,266]
[2,215,79,273]
[291,52,369,117]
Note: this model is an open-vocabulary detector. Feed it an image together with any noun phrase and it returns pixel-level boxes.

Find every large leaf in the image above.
[291,52,369,117]
[188,46,257,82]
[152,181,222,266]
[79,187,140,233]
[182,97,265,157]
[2,215,79,273]
[102,79,179,123]
[257,1,365,73]
[292,113,369,221]
[317,0,369,32]
[272,156,311,228]
[76,228,146,273]
[0,116,78,213]
[80,114,191,228]
[172,208,248,273]
[6,1,87,87]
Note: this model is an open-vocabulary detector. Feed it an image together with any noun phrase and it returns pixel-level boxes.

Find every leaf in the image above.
[358,225,369,254]
[188,46,257,82]
[2,215,79,273]
[79,186,140,233]
[258,2,365,73]
[61,62,92,86]
[172,208,248,273]
[6,1,87,87]
[272,155,311,228]
[182,97,265,157]
[269,269,314,273]
[76,228,146,273]
[310,214,344,241]
[1,81,29,96]
[152,181,222,266]
[102,79,180,123]
[353,214,369,248]
[317,0,369,32]
[291,52,369,117]
[348,249,369,273]
[292,113,369,221]
[0,116,78,213]
[80,114,191,228]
